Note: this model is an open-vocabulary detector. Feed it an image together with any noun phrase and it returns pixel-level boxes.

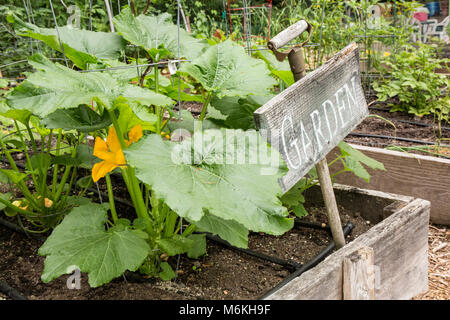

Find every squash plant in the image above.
[4,7,294,287]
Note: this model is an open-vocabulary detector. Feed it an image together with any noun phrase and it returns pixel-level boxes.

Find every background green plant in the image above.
[373,42,449,121]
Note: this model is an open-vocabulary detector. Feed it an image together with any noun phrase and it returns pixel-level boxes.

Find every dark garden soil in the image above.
[343,91,450,158]
[0,202,373,300]
[346,106,450,153]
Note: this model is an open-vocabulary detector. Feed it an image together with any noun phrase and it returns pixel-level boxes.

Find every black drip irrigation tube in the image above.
[0,154,354,300]
[0,280,28,300]
[205,234,302,272]
[204,219,334,273]
[368,106,450,131]
[395,119,450,131]
[348,132,450,147]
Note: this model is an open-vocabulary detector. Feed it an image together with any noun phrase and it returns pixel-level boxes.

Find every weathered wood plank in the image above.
[343,247,375,300]
[327,144,450,226]
[264,186,430,300]
[254,43,369,193]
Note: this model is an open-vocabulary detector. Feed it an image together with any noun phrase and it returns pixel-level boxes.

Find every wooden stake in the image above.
[185,16,192,34]
[104,0,115,33]
[315,158,346,248]
[343,246,375,300]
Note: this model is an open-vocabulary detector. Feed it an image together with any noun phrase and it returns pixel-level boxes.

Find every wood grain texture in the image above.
[268,20,309,50]
[264,186,430,300]
[254,43,369,193]
[343,247,375,300]
[327,144,450,225]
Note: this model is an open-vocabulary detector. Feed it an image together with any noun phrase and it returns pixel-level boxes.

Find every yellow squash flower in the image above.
[12,200,22,207]
[92,125,143,182]
[44,198,53,208]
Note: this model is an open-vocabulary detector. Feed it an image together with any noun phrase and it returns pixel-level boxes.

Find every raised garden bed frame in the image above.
[265,183,430,300]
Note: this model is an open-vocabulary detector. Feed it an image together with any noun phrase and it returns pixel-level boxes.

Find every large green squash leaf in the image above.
[42,105,112,132]
[88,59,140,83]
[180,40,277,98]
[114,7,207,61]
[38,203,150,288]
[125,129,293,248]
[338,141,386,171]
[194,213,248,248]
[253,50,294,86]
[6,54,173,117]
[156,234,194,256]
[117,102,157,133]
[167,109,219,133]
[7,14,126,70]
[0,192,12,211]
[210,95,273,130]
[337,141,386,183]
[0,79,8,88]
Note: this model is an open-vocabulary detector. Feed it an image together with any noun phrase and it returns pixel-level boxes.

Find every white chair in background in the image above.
[424,16,450,43]
[421,18,439,43]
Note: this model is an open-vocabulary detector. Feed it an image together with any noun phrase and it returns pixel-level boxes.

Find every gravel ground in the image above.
[414,224,449,300]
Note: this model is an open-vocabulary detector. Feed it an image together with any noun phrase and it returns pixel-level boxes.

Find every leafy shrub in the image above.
[373,42,449,121]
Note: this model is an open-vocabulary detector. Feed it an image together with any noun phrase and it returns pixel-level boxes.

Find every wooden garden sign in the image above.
[254,40,368,249]
[254,42,368,193]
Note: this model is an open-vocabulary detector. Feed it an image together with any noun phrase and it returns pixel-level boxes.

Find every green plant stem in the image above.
[13,120,38,188]
[61,166,77,203]
[105,173,118,224]
[0,140,39,210]
[52,129,63,196]
[37,133,51,201]
[47,130,53,153]
[330,169,346,179]
[54,144,77,202]
[327,155,345,168]
[154,66,161,134]
[54,165,72,202]
[164,210,178,238]
[181,223,196,237]
[199,92,213,122]
[25,122,38,156]
[144,185,149,209]
[77,177,93,198]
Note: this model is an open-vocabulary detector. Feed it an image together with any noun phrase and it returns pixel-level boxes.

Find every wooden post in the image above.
[316,159,346,248]
[343,246,375,300]
[104,0,115,33]
[185,16,192,33]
